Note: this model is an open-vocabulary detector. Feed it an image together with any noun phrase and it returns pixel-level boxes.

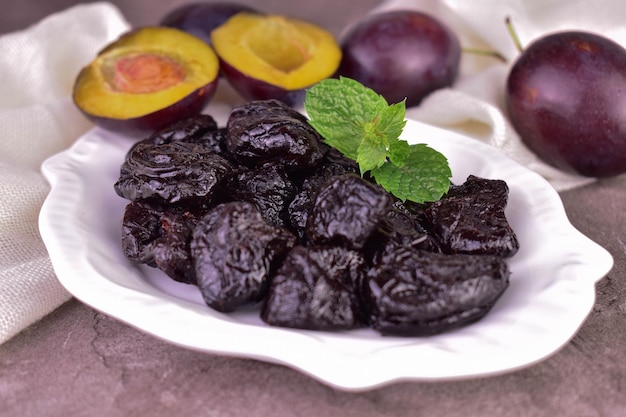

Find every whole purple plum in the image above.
[506,31,626,177]
[337,10,461,107]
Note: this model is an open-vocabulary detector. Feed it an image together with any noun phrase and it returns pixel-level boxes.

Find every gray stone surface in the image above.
[2,1,626,416]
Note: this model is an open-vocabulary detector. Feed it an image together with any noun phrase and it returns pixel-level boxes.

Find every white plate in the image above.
[39,120,613,391]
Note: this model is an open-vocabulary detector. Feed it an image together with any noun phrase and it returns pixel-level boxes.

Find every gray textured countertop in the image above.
[1,1,625,416]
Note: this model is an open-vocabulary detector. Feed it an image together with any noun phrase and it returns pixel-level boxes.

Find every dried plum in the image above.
[366,202,441,265]
[146,114,218,145]
[288,148,359,239]
[190,202,296,312]
[121,201,163,266]
[114,140,234,205]
[261,245,367,330]
[121,201,201,284]
[363,247,510,336]
[306,174,392,250]
[423,175,519,257]
[226,162,297,228]
[225,100,325,170]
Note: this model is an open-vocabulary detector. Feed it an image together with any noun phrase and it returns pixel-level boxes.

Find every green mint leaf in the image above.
[304,76,452,203]
[387,139,411,166]
[304,77,388,160]
[372,144,451,203]
[357,137,388,174]
[375,100,407,147]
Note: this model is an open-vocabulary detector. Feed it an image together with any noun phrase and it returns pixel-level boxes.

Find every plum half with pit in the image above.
[337,10,461,107]
[72,27,220,137]
[211,12,342,106]
[506,31,626,178]
[159,2,258,46]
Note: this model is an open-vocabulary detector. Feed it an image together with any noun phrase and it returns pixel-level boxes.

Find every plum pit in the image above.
[105,53,186,94]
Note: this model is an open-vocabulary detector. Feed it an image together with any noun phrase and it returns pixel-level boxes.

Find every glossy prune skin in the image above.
[423,175,519,258]
[190,202,296,312]
[363,247,510,336]
[288,148,359,239]
[114,140,234,205]
[261,245,367,330]
[121,201,200,284]
[306,174,392,250]
[367,202,441,265]
[121,201,163,267]
[226,162,297,228]
[145,114,218,145]
[225,100,325,170]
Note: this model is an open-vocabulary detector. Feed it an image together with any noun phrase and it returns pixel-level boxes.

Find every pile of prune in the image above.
[114,99,519,336]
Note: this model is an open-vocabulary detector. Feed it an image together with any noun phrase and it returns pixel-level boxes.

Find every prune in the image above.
[226,162,297,228]
[225,100,325,170]
[261,245,367,330]
[288,148,360,239]
[145,114,218,145]
[121,201,163,266]
[306,174,392,250]
[227,98,309,125]
[190,202,296,312]
[366,202,441,265]
[121,201,201,284]
[189,127,228,155]
[114,140,234,205]
[423,175,519,257]
[363,247,510,336]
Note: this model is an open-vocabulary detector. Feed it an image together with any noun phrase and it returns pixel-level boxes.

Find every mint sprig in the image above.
[305,77,451,203]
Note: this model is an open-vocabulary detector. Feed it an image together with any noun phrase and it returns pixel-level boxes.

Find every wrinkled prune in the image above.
[226,162,296,228]
[146,114,218,145]
[114,140,234,205]
[189,127,228,155]
[261,245,367,330]
[423,175,519,257]
[225,100,325,170]
[121,201,201,284]
[121,201,163,266]
[190,202,296,312]
[306,174,392,250]
[367,202,441,265]
[288,148,360,239]
[227,98,310,125]
[363,247,510,336]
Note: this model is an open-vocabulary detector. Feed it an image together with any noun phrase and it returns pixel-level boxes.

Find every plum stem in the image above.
[462,48,508,63]
[505,16,525,53]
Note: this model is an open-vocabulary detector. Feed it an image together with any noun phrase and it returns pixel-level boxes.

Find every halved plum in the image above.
[72,26,220,137]
[211,12,341,106]
[159,2,258,46]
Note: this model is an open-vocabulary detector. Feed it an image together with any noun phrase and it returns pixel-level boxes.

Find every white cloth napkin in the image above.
[1,0,624,345]
[369,0,626,190]
[0,3,130,344]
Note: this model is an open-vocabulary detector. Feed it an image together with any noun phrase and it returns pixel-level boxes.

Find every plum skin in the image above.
[506,31,626,178]
[337,10,461,107]
[218,59,306,107]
